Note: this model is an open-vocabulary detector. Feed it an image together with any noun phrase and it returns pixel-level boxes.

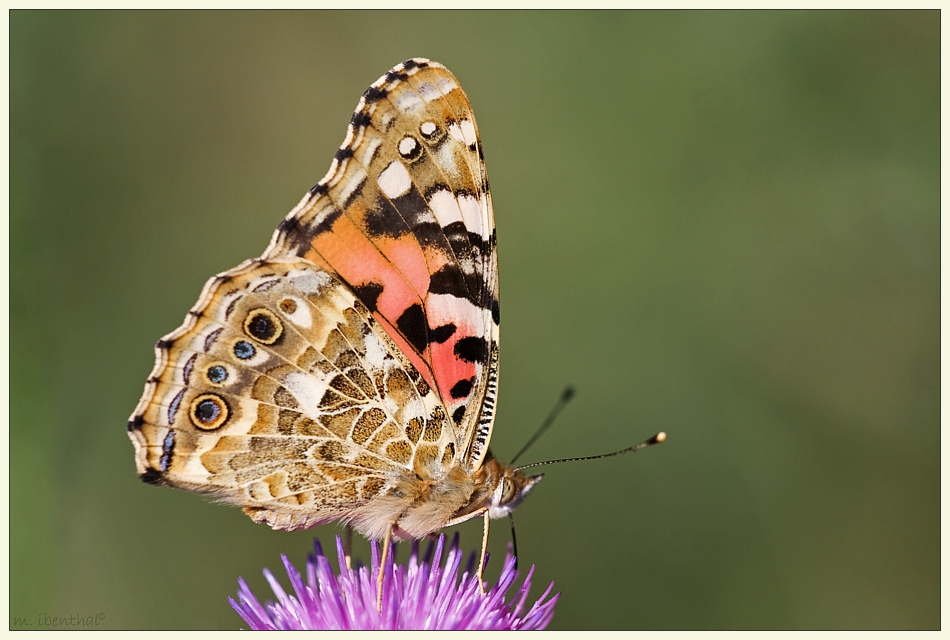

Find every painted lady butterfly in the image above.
[127,59,538,596]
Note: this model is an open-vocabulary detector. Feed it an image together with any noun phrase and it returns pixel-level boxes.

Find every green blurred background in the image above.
[10,10,938,630]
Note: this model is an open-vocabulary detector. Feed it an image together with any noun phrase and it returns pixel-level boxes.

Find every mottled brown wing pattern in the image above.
[263,59,499,470]
[128,258,457,532]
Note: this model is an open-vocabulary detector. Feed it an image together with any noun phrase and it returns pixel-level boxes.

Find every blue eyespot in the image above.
[234,340,255,360]
[207,365,228,383]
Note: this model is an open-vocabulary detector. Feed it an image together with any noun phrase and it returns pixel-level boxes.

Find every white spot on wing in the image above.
[417,82,442,102]
[421,121,437,136]
[459,119,477,146]
[434,145,458,177]
[363,331,389,370]
[357,135,382,167]
[383,392,425,427]
[393,89,424,113]
[437,77,458,94]
[284,372,330,421]
[427,292,485,329]
[448,123,464,142]
[378,161,412,198]
[337,165,367,205]
[398,136,418,157]
[429,189,464,226]
[280,296,312,329]
[289,269,334,294]
[457,193,485,239]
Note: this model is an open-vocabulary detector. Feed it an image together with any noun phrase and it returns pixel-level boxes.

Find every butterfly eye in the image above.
[244,308,283,345]
[500,477,517,505]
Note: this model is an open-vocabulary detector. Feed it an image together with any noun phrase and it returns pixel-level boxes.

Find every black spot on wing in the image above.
[452,406,466,425]
[277,216,300,236]
[491,299,500,325]
[429,264,469,300]
[393,189,432,230]
[364,195,414,239]
[386,70,409,83]
[396,303,429,354]
[411,221,454,249]
[334,147,354,162]
[140,468,164,485]
[350,109,371,130]
[441,220,482,301]
[454,336,487,363]
[352,282,384,313]
[450,377,474,399]
[468,229,492,259]
[429,261,492,311]
[363,85,388,103]
[430,323,456,344]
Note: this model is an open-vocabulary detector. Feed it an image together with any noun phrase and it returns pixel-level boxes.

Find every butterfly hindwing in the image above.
[264,59,499,469]
[128,258,458,532]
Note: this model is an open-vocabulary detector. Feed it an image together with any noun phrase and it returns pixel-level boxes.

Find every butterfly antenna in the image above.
[510,385,576,465]
[515,431,667,471]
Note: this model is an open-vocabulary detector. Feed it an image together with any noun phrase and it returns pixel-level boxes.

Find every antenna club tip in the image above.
[654,432,667,443]
[562,386,576,400]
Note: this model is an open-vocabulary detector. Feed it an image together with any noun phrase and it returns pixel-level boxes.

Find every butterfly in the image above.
[127,58,540,603]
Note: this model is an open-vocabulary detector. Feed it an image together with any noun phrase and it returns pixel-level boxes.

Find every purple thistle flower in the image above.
[229,533,558,630]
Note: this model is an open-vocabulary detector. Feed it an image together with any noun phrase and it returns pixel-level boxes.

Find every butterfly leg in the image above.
[477,511,490,594]
[377,522,395,612]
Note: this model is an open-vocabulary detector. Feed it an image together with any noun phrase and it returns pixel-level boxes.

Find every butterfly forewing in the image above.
[263,60,499,470]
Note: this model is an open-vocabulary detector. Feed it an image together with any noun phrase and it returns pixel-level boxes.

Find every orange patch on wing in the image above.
[425,294,480,407]
[374,234,431,297]
[303,212,438,391]
[306,215,418,316]
[430,338,477,403]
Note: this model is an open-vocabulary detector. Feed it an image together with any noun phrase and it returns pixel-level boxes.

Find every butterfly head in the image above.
[486,465,543,519]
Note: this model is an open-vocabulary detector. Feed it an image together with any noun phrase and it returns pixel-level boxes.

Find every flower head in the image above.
[230,533,558,630]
